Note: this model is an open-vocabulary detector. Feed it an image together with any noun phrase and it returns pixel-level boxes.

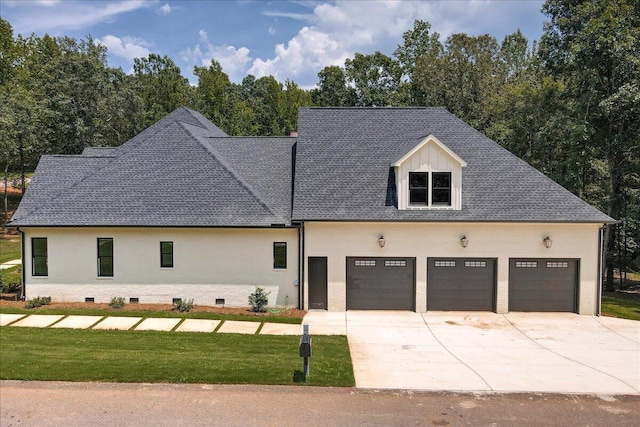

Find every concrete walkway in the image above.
[0,312,302,335]
[0,258,21,270]
[303,311,640,395]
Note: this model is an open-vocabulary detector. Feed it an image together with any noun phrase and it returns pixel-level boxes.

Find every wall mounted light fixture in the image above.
[460,235,469,248]
[378,235,386,248]
[543,236,553,249]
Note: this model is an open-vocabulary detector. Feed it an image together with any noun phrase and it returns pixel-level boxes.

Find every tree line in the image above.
[1,0,638,286]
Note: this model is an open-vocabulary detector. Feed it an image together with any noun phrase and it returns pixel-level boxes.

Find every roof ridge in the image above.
[178,122,285,223]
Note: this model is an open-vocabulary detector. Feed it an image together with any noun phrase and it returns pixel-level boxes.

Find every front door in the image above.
[308,257,328,309]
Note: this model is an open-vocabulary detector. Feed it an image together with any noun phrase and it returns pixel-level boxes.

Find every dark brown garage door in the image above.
[346,257,415,310]
[509,258,578,312]
[427,258,496,311]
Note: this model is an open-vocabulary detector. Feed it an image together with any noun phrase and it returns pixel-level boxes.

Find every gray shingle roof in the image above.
[292,107,614,223]
[11,107,293,227]
[11,106,613,228]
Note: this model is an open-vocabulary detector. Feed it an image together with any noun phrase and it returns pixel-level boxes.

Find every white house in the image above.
[10,107,614,314]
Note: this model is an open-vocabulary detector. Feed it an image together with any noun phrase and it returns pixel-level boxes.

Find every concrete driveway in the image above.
[303,311,640,394]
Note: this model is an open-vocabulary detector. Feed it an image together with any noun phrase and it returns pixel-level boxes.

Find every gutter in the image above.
[17,227,26,301]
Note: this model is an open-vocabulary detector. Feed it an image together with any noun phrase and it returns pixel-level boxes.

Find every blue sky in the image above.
[1,0,546,87]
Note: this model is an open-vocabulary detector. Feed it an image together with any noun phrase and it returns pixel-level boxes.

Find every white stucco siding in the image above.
[22,227,299,308]
[303,222,602,315]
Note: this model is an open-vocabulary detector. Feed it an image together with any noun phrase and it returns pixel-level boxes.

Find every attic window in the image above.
[409,171,452,207]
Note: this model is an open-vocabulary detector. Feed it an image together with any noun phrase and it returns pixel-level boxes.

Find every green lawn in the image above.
[0,265,21,287]
[0,236,21,264]
[0,327,354,386]
[601,295,640,321]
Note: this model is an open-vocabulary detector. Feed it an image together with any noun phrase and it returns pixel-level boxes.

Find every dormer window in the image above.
[409,171,452,207]
[392,135,465,211]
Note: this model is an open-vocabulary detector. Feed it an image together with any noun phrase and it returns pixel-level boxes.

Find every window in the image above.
[97,238,113,277]
[409,172,428,204]
[385,260,406,267]
[273,242,287,269]
[432,172,451,206]
[465,261,487,268]
[547,261,568,268]
[434,260,456,267]
[515,261,537,268]
[409,171,452,207]
[32,237,48,276]
[160,241,173,268]
[354,260,376,266]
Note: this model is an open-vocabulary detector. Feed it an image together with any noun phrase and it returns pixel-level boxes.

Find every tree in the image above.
[133,53,191,126]
[393,19,444,105]
[540,0,640,289]
[345,52,405,106]
[312,65,356,106]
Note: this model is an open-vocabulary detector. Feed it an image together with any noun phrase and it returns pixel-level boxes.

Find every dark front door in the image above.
[346,257,415,310]
[427,258,497,311]
[509,258,578,312]
[308,257,328,310]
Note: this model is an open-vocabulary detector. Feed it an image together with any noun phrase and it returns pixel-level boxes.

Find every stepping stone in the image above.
[260,323,302,335]
[11,314,64,328]
[93,317,142,330]
[217,320,260,334]
[175,319,220,333]
[0,313,26,326]
[50,315,104,329]
[134,318,181,331]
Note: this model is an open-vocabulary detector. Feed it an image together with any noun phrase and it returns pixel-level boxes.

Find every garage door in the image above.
[427,258,496,311]
[346,257,415,310]
[509,259,578,312]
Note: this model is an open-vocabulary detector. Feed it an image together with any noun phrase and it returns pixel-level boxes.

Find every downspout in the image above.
[299,221,305,310]
[596,224,606,316]
[18,227,26,301]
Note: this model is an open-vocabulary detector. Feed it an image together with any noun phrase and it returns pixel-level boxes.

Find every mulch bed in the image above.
[0,300,306,318]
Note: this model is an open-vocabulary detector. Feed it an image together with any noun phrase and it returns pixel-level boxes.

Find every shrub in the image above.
[25,296,51,309]
[1,280,21,294]
[248,287,270,313]
[173,298,194,313]
[109,297,126,309]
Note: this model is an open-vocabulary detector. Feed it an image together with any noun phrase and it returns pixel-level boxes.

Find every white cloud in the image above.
[180,31,252,82]
[8,0,150,33]
[157,3,171,16]
[252,0,544,87]
[268,26,276,36]
[96,35,152,61]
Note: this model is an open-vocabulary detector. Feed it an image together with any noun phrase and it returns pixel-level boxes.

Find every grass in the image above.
[0,327,354,387]
[0,236,21,264]
[0,305,302,324]
[601,295,640,321]
[0,265,21,287]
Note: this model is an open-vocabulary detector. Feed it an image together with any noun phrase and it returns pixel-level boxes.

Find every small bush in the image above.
[248,287,270,313]
[109,297,126,309]
[173,298,194,313]
[25,296,51,309]
[1,282,21,294]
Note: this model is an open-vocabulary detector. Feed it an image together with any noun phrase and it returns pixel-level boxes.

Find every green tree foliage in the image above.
[540,0,640,285]
[345,51,405,106]
[311,65,356,106]
[133,53,192,126]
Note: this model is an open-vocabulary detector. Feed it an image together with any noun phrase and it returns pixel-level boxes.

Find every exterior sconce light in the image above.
[378,235,386,248]
[460,236,469,248]
[543,236,553,249]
